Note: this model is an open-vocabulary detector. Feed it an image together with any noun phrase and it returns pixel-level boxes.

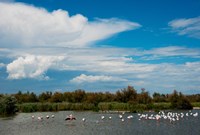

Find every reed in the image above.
[16,102,199,113]
[17,102,95,112]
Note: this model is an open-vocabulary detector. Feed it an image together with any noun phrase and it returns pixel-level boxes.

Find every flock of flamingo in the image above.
[137,111,198,123]
[31,110,198,123]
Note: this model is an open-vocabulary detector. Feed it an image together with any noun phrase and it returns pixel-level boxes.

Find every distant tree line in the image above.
[0,86,197,115]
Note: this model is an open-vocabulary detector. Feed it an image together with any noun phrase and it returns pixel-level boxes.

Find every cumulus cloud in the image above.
[70,74,127,84]
[6,55,64,80]
[168,16,200,38]
[0,2,140,48]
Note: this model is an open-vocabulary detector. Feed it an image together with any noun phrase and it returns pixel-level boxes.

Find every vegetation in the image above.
[0,96,17,116]
[170,90,193,110]
[0,86,199,115]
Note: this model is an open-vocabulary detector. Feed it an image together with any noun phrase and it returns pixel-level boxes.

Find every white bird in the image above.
[127,115,133,119]
[193,112,198,117]
[180,113,184,118]
[119,115,123,119]
[37,116,42,121]
[82,118,86,122]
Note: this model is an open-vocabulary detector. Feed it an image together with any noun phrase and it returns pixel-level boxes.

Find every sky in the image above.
[0,0,200,94]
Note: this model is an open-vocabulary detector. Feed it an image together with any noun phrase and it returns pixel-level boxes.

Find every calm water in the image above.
[0,110,200,135]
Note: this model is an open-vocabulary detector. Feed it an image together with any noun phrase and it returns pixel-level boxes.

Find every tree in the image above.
[73,89,86,103]
[0,96,17,115]
[29,92,38,102]
[115,86,137,103]
[102,92,115,102]
[14,91,23,103]
[170,90,179,108]
[50,92,63,102]
[153,92,167,102]
[86,92,102,106]
[38,91,52,102]
[63,92,74,102]
[137,88,152,104]
[170,90,192,110]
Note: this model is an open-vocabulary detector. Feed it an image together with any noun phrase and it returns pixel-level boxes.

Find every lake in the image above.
[0,110,200,135]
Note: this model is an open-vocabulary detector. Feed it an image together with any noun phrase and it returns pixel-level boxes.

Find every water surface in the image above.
[0,110,200,135]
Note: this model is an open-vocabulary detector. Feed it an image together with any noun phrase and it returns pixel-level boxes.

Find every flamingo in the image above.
[193,112,198,117]
[82,118,86,122]
[37,116,42,121]
[101,115,105,120]
[127,115,133,119]
[119,114,123,119]
[65,114,76,121]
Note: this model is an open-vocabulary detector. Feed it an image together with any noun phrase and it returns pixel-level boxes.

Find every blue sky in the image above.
[0,0,200,94]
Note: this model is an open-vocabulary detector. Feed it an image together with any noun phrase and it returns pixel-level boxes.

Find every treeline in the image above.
[0,86,197,115]
[10,86,199,104]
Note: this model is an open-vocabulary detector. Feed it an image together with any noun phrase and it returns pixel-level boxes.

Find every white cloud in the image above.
[68,18,140,46]
[168,16,200,38]
[3,46,200,80]
[185,62,200,72]
[0,2,140,48]
[142,46,200,60]
[70,74,127,84]
[2,45,200,92]
[6,55,64,80]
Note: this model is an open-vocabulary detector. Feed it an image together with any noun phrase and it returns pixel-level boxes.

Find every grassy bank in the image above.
[98,102,172,112]
[17,102,95,112]
[17,102,200,113]
[192,102,200,108]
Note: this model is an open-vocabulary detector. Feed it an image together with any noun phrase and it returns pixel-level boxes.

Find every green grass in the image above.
[17,102,95,112]
[192,102,200,107]
[98,102,172,113]
[17,102,199,113]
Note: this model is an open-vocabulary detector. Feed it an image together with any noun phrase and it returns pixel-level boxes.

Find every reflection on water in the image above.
[0,110,200,135]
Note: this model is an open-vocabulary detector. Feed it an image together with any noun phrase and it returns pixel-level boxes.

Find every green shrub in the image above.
[0,96,17,116]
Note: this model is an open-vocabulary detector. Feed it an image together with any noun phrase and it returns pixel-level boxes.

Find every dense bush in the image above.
[0,96,17,116]
[170,90,193,110]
